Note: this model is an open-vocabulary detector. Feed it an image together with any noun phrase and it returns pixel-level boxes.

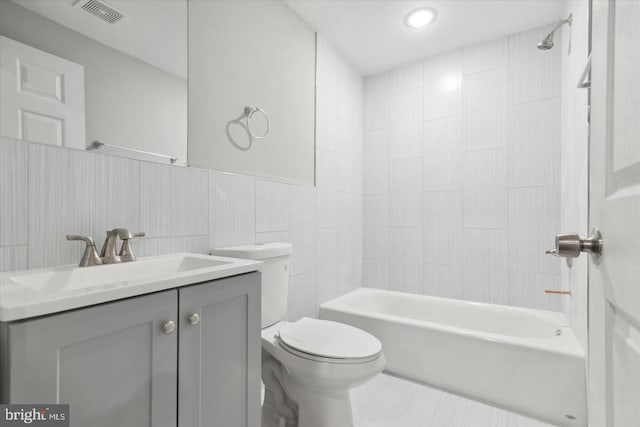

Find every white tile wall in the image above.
[463,229,509,304]
[287,272,316,321]
[365,73,390,130]
[463,148,508,229]
[0,139,27,247]
[139,161,208,238]
[315,226,337,305]
[508,97,560,187]
[390,60,422,92]
[423,191,462,266]
[314,34,364,309]
[363,226,388,259]
[389,227,422,261]
[423,116,463,191]
[289,185,315,276]
[463,37,507,75]
[28,144,96,267]
[137,235,209,257]
[390,157,422,193]
[508,271,562,312]
[423,264,464,300]
[363,129,389,194]
[423,51,462,120]
[209,172,255,248]
[255,180,290,233]
[508,187,544,273]
[363,24,563,312]
[0,246,27,272]
[94,155,140,240]
[0,35,364,323]
[389,192,422,227]
[363,195,389,227]
[462,67,508,151]
[390,88,423,159]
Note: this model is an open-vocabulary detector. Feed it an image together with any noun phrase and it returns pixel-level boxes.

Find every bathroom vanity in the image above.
[0,253,262,427]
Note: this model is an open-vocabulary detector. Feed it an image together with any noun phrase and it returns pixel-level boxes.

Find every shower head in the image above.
[537,14,572,50]
[537,33,555,50]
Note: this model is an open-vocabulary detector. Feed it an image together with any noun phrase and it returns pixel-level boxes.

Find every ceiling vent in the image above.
[74,0,127,25]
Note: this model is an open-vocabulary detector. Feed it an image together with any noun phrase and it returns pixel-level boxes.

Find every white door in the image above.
[0,36,85,148]
[589,1,640,426]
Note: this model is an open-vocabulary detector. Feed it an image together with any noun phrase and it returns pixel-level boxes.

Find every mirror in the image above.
[0,0,187,165]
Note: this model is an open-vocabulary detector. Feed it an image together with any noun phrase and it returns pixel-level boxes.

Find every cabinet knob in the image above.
[162,320,176,334]
[188,313,200,326]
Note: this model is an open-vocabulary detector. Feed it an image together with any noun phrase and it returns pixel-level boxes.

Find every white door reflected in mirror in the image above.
[0,36,85,149]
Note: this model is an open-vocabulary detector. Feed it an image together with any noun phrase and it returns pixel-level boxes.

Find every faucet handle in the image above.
[66,235,102,267]
[67,235,95,246]
[118,231,145,262]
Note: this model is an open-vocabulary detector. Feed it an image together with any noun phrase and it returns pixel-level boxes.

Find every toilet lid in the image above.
[278,317,382,360]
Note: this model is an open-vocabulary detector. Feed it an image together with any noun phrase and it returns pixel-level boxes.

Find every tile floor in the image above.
[351,373,553,427]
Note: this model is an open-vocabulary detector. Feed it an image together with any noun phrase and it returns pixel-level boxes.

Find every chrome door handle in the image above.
[546,229,603,264]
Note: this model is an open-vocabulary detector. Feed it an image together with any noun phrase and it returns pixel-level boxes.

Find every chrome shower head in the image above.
[537,33,555,50]
[537,14,572,51]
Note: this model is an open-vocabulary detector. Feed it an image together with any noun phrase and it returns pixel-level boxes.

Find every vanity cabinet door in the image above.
[178,272,261,427]
[7,290,178,427]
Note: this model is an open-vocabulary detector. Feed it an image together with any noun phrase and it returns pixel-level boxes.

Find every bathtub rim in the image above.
[319,287,585,358]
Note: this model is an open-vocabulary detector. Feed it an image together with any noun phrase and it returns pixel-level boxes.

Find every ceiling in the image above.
[11,0,187,79]
[284,0,566,76]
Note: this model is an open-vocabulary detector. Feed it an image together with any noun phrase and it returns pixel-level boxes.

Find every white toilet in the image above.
[212,243,385,427]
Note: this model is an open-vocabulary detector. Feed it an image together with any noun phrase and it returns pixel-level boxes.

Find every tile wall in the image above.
[363,24,566,312]
[0,34,363,322]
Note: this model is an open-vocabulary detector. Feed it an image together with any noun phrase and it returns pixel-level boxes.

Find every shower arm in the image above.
[549,14,572,37]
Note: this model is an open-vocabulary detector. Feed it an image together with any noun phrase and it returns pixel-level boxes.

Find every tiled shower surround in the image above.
[0,35,363,322]
[362,24,565,312]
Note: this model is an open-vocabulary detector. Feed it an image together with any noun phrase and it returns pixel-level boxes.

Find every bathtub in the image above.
[319,288,586,427]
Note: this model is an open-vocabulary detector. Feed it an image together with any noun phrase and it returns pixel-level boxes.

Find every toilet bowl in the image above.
[212,243,385,427]
[262,318,385,427]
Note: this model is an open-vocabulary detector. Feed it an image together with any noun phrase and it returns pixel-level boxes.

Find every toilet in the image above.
[212,243,385,427]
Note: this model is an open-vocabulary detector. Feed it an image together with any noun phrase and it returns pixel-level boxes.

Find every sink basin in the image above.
[0,253,262,321]
[13,255,232,292]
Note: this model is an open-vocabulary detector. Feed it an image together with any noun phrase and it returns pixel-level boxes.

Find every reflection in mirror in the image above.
[0,0,187,165]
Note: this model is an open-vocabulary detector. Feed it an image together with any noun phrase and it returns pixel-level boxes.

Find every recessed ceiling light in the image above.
[406,8,436,29]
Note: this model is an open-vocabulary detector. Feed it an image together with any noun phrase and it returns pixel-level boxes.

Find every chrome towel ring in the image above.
[244,106,270,139]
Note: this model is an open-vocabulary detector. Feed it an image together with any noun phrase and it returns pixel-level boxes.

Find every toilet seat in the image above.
[277,317,382,364]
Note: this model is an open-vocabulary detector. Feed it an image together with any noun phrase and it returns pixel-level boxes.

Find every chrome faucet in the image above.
[66,235,102,267]
[67,228,145,267]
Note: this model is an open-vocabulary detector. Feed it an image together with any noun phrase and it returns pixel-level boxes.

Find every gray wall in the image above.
[0,0,187,164]
[188,0,316,185]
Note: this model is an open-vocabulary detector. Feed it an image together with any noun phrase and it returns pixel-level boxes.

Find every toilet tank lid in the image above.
[212,242,292,260]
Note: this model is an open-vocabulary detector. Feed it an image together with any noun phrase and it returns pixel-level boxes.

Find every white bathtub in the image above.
[319,288,586,427]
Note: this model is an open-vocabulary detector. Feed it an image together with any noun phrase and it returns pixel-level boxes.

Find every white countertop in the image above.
[0,253,262,322]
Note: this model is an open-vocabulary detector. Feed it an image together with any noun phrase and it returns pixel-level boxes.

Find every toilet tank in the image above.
[212,243,292,328]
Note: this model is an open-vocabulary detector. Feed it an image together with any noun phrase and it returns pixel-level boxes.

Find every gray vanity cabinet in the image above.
[1,272,261,427]
[4,289,179,427]
[178,273,261,427]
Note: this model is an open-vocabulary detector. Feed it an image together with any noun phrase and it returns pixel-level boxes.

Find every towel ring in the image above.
[244,106,270,140]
